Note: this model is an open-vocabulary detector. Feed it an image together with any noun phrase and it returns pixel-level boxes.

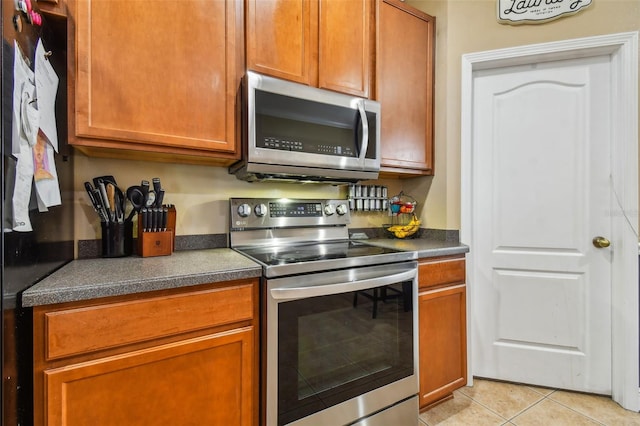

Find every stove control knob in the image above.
[324,204,335,216]
[237,203,252,217]
[254,203,268,217]
[336,203,348,215]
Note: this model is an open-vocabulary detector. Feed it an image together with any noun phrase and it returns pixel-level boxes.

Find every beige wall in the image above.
[73,155,411,242]
[73,0,640,243]
[408,0,640,230]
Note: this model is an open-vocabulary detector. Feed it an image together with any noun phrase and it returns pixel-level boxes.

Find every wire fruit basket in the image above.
[383,192,421,239]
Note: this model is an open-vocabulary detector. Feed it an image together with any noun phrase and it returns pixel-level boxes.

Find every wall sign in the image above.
[498,0,592,24]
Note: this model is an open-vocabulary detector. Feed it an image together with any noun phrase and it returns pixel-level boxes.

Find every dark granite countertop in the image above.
[22,238,468,308]
[22,249,261,307]
[364,238,469,258]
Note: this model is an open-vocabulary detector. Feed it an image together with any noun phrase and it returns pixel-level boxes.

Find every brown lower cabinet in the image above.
[418,255,467,410]
[33,279,259,426]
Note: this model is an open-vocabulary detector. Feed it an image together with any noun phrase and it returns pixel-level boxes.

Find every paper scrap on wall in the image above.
[33,132,61,210]
[33,39,61,210]
[11,40,35,232]
[11,40,33,156]
[35,39,59,152]
[9,39,62,232]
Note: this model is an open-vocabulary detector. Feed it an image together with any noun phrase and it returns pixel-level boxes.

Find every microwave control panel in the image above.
[259,136,357,157]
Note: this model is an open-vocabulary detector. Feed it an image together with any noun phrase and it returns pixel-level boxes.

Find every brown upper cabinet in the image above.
[67,0,244,165]
[246,0,374,98]
[377,0,436,176]
[37,0,67,18]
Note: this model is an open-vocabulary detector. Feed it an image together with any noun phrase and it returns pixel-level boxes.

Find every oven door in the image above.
[266,261,418,426]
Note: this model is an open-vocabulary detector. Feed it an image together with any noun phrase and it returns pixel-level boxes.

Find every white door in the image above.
[471,55,613,394]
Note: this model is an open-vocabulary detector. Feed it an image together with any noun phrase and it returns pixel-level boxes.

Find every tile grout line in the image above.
[419,395,610,426]
[508,391,608,426]
[504,394,553,422]
[458,387,551,423]
[543,394,609,425]
[420,383,622,426]
[456,391,514,423]
[418,391,507,425]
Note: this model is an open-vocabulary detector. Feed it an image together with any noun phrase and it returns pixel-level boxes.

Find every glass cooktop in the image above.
[242,241,398,265]
[235,240,415,277]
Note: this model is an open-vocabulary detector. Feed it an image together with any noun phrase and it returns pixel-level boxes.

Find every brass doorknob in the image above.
[592,236,611,248]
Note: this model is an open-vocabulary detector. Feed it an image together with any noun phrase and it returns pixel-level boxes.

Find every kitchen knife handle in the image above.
[162,207,168,231]
[146,208,152,232]
[152,208,159,232]
[155,189,165,208]
[141,180,150,207]
[141,208,147,232]
[152,177,162,202]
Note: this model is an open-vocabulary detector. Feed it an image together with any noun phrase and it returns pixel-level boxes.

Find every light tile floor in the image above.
[419,378,640,425]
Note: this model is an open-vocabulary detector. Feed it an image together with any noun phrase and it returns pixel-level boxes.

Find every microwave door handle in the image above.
[270,268,416,301]
[356,100,369,166]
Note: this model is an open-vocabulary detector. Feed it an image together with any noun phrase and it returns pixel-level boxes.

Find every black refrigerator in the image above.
[1,2,74,425]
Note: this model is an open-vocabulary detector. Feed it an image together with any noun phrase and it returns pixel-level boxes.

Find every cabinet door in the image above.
[37,0,67,17]
[318,0,372,97]
[44,328,255,425]
[419,284,467,409]
[70,0,242,161]
[246,0,372,97]
[246,0,318,85]
[378,0,435,175]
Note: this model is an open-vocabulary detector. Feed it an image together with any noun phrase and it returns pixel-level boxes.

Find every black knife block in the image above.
[137,205,176,257]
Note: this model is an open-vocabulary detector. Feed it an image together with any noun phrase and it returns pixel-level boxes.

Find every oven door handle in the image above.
[270,268,416,301]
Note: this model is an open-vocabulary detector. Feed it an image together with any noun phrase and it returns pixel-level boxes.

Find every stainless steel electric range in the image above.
[229,198,419,426]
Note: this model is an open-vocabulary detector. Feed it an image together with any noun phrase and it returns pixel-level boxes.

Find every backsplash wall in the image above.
[73,155,434,244]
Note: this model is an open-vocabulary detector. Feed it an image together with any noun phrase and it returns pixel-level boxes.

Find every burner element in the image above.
[270,252,325,264]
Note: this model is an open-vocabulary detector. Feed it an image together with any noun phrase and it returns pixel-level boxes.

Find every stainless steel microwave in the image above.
[229,72,381,183]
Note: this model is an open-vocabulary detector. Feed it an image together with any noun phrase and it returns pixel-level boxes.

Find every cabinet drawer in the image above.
[418,257,465,290]
[43,283,254,361]
[44,328,255,425]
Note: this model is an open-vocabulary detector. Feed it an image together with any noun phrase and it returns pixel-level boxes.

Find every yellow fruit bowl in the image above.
[383,214,421,239]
